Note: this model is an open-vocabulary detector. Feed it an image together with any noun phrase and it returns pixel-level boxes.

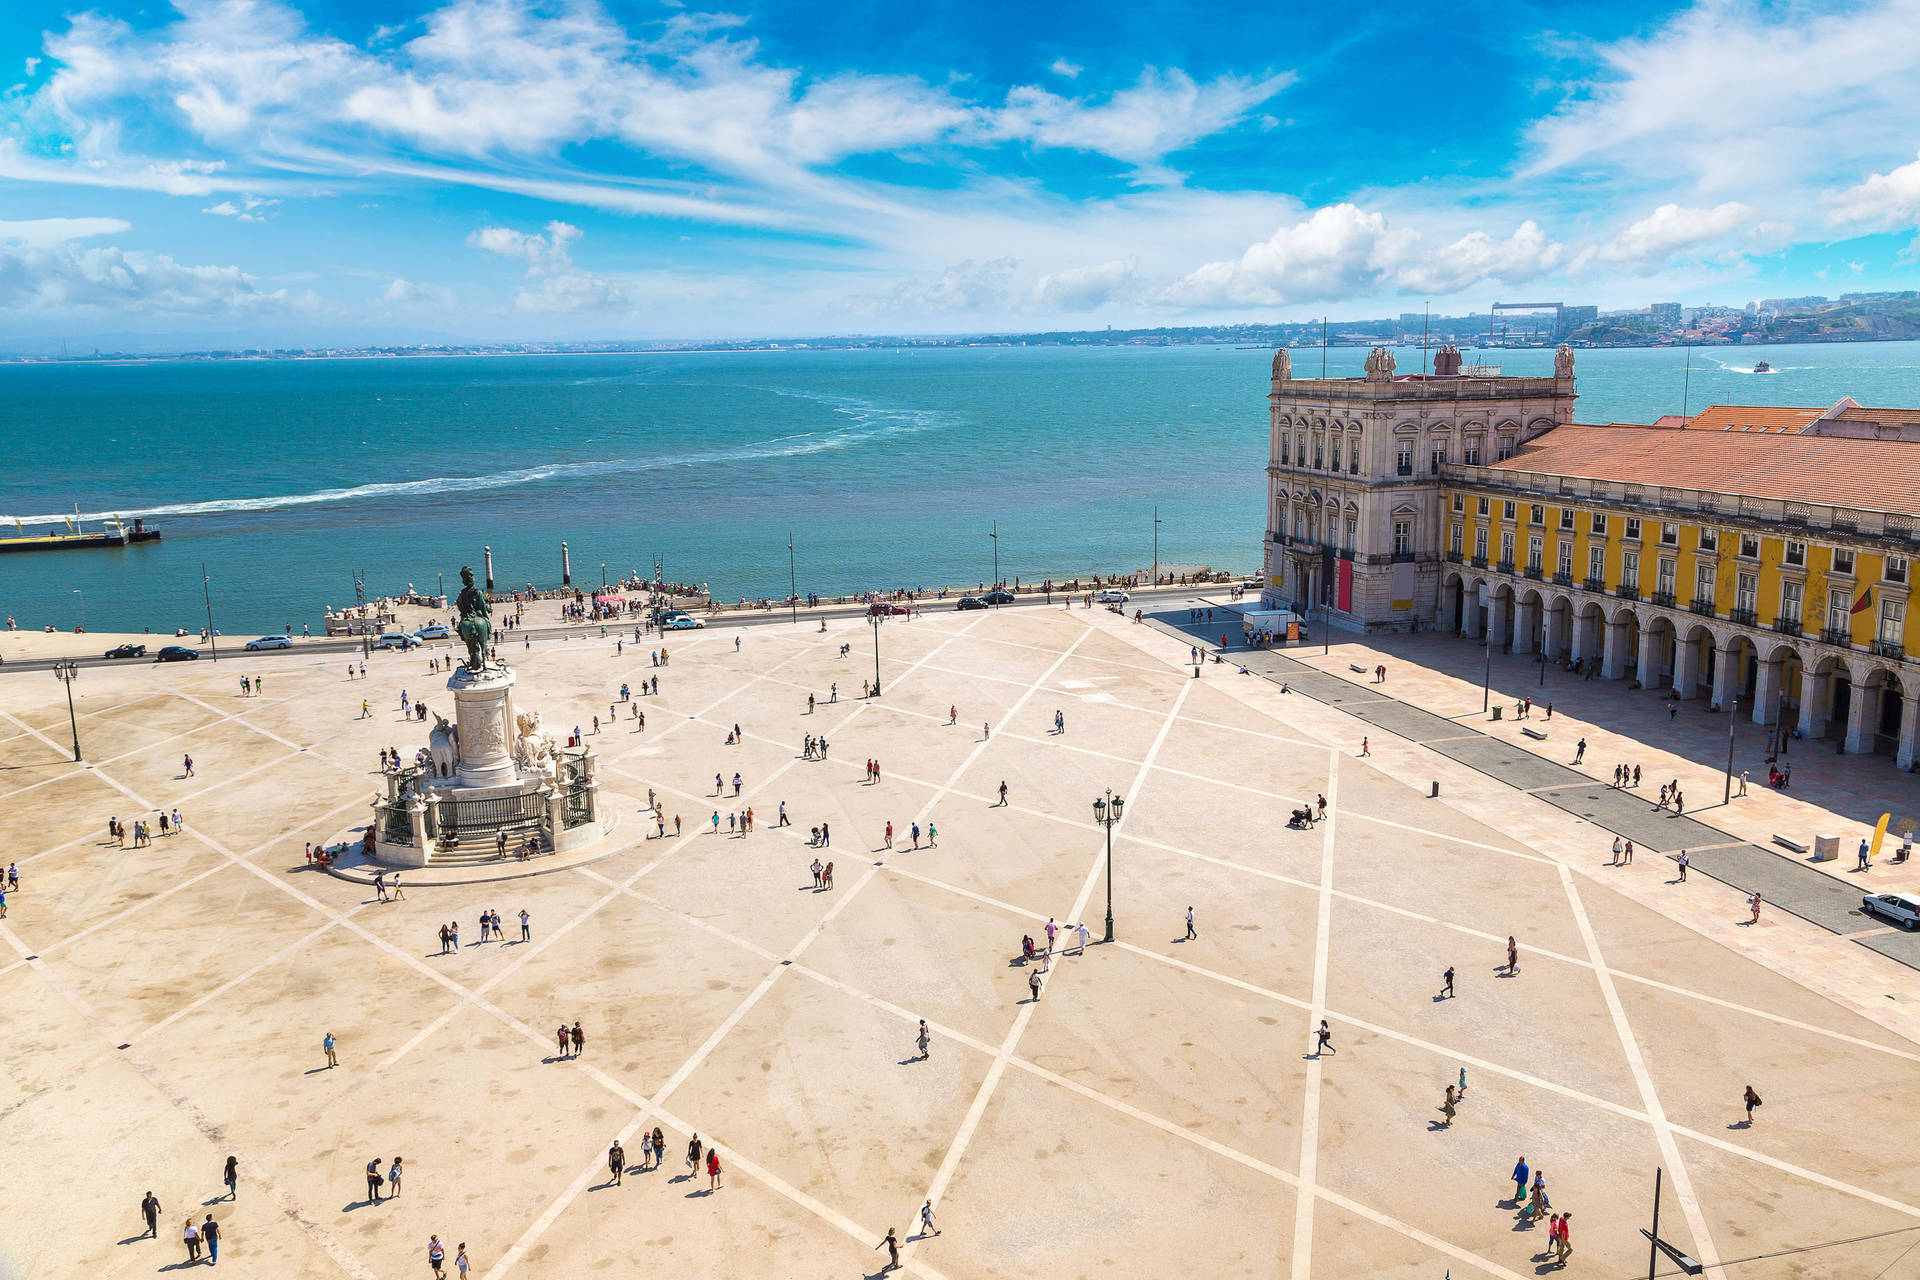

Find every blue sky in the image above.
[1,0,1918,345]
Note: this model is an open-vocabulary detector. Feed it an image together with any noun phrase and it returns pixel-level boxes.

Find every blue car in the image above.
[414,624,449,640]
[662,616,706,630]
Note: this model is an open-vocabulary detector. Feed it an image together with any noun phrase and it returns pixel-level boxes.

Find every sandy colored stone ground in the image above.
[2,603,1918,1280]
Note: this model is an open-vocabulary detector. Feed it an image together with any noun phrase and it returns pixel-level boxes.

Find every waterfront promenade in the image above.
[2,603,1917,1278]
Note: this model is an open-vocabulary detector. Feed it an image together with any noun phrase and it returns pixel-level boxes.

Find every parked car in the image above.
[104,643,148,659]
[1095,589,1130,604]
[662,615,706,630]
[982,589,1015,605]
[155,646,200,662]
[374,632,420,650]
[245,635,293,650]
[955,596,990,611]
[868,602,911,616]
[1863,892,1920,930]
[413,624,450,640]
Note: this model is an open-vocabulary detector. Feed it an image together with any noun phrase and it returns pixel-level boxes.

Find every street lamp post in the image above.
[868,612,885,697]
[53,661,81,762]
[1092,789,1125,943]
[788,535,798,625]
[201,563,218,662]
[990,521,999,604]
[1724,695,1740,804]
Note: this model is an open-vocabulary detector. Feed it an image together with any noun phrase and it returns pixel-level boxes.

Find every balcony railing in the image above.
[1875,639,1907,660]
[1553,571,1574,587]
[1729,607,1758,626]
[1614,585,1641,601]
[1522,565,1544,580]
[1583,576,1605,592]
[1820,626,1853,646]
[1396,462,1413,476]
[1651,590,1676,607]
[1689,597,1716,616]
[1445,550,1464,564]
[1771,616,1802,636]
[1471,554,1488,569]
[1496,559,1515,574]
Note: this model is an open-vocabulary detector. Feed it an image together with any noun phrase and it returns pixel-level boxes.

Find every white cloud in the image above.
[0,216,132,247]
[468,219,580,269]
[380,277,427,304]
[1582,201,1753,269]
[1030,258,1139,310]
[990,68,1292,173]
[1394,221,1563,295]
[0,239,282,314]
[1049,58,1081,79]
[203,195,279,222]
[466,219,632,313]
[1825,151,1920,228]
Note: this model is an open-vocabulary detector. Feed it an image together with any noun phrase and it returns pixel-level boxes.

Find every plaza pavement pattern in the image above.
[2,605,1919,1279]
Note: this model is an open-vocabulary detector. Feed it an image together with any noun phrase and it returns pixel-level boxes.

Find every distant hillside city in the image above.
[12,291,1920,362]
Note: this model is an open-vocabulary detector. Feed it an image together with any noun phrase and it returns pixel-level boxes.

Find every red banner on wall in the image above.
[1338,558,1353,613]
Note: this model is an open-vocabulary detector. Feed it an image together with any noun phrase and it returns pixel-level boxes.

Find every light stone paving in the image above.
[2,605,1919,1279]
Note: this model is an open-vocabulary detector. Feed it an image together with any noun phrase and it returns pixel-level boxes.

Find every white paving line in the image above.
[905,667,1192,1268]
[1558,861,1723,1276]
[1291,752,1340,1280]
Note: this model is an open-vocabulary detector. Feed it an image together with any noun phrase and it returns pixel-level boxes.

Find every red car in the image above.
[868,602,912,616]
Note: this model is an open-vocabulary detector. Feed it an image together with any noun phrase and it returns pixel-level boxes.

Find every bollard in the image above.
[1431,781,1440,798]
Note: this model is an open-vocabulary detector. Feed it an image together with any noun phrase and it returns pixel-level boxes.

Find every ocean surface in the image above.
[4,339,1919,635]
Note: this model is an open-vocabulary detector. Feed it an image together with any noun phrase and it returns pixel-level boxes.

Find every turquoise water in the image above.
[4,340,1918,634]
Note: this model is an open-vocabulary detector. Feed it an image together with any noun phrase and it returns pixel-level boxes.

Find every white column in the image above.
[1752,657,1781,726]
[1544,605,1565,659]
[1488,594,1510,650]
[1672,637,1701,700]
[1711,642,1739,709]
[1897,693,1919,771]
[1570,611,1593,663]
[1798,668,1828,737]
[1845,682,1877,754]
[1637,628,1663,689]
[1602,618,1629,680]
[1514,599,1537,655]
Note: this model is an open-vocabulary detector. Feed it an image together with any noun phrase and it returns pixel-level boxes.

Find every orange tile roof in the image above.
[1484,424,1920,514]
[1834,406,1920,427]
[1682,404,1824,433]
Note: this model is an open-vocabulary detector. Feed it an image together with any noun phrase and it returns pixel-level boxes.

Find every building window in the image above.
[1779,579,1803,625]
[1740,533,1760,558]
[1591,513,1607,536]
[1657,557,1676,596]
[1279,435,1289,466]
[1345,517,1357,551]
[1785,540,1805,566]
[1431,444,1446,473]
[1557,541,1573,577]
[1559,508,1574,530]
[1831,548,1854,575]
[1350,440,1360,475]
[1314,438,1324,469]
[1625,518,1642,541]
[1503,500,1516,521]
[1497,438,1515,461]
[1622,550,1640,588]
[1475,528,1488,559]
[1500,531,1515,565]
[1477,496,1489,516]
[1452,493,1463,512]
[1661,522,1678,545]
[1528,535,1544,572]
[1296,433,1305,466]
[1464,441,1482,465]
[1881,598,1907,645]
[1588,546,1605,582]
[1393,520,1413,556]
[1695,563,1715,606]
[1888,556,1909,584]
[1450,523,1463,555]
[1529,504,1544,525]
[1395,440,1412,475]
[1736,572,1757,614]
[1828,590,1851,634]
[1293,509,1303,537]
[1698,528,1717,552]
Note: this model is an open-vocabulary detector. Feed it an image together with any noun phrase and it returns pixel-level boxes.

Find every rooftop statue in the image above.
[454,565,493,673]
[1271,348,1292,382]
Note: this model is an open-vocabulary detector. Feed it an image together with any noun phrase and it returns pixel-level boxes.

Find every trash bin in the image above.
[1490,706,1502,721]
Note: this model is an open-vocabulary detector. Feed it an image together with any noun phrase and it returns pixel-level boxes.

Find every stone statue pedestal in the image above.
[448,665,520,789]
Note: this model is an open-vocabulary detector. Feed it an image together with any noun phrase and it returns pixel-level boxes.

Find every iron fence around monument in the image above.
[429,790,548,842]
[562,783,593,829]
[377,801,413,845]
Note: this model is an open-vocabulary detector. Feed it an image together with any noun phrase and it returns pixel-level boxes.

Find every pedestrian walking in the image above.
[1315,1019,1334,1054]
[706,1148,722,1189]
[916,1019,930,1060]
[1441,1089,1456,1127]
[1506,935,1519,975]
[609,1140,625,1186]
[1074,920,1090,953]
[1556,1212,1573,1263]
[1748,891,1763,924]
[687,1133,703,1174]
[183,1217,200,1263]
[183,753,195,777]
[1611,836,1622,865]
[877,1227,901,1272]
[998,781,1008,806]
[1459,1066,1468,1096]
[223,1154,238,1199]
[1441,965,1455,999]
[1028,969,1042,1002]
[921,1200,939,1238]
[388,1156,403,1197]
[1857,837,1872,870]
[1622,840,1633,866]
[455,1244,470,1278]
[1185,906,1196,940]
[1738,770,1749,797]
[428,1234,446,1279]
[571,1021,584,1056]
[557,1024,570,1059]
[323,1031,338,1067]
[141,1191,161,1238]
[1511,1155,1530,1204]
[1743,1084,1762,1125]
[1574,738,1586,764]
[1360,736,1370,756]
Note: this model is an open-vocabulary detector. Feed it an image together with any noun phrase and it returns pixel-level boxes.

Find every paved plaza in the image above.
[3,603,1919,1279]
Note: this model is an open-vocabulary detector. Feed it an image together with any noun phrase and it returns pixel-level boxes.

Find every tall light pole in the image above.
[1724,695,1740,804]
[53,661,81,762]
[788,534,798,624]
[201,563,219,662]
[990,521,999,603]
[868,612,885,697]
[1093,789,1125,943]
[1152,507,1161,587]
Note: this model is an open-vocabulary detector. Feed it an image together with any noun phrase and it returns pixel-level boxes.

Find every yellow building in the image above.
[1439,413,1920,769]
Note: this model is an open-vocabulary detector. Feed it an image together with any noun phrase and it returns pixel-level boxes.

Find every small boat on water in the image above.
[1752,361,1772,373]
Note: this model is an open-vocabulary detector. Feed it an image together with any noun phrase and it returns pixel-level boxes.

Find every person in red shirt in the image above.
[706,1148,722,1190]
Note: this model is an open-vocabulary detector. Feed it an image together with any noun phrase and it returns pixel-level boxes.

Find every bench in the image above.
[1519,727,1549,741]
[1349,663,1369,673]
[1772,834,1809,854]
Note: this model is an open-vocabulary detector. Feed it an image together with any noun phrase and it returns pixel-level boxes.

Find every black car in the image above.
[105,643,148,659]
[155,645,200,662]
[982,589,1015,605]
[955,596,990,611]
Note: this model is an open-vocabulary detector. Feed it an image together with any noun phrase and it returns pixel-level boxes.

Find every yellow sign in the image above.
[1871,812,1892,861]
